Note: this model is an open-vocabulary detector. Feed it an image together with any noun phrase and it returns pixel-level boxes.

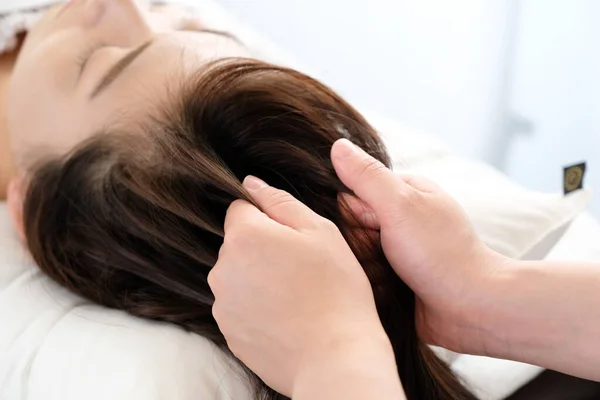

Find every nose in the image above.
[86,0,154,46]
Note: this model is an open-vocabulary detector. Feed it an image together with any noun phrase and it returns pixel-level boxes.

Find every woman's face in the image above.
[7,0,250,166]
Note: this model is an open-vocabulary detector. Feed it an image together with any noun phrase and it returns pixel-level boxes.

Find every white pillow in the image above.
[0,205,251,400]
[0,121,591,399]
[0,2,593,399]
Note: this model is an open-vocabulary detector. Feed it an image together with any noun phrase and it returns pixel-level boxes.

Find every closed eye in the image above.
[76,41,105,76]
[88,29,243,99]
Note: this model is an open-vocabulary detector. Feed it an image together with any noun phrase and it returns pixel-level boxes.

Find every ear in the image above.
[7,177,25,241]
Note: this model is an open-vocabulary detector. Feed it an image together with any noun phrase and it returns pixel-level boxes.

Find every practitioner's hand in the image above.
[332,139,508,355]
[209,177,401,398]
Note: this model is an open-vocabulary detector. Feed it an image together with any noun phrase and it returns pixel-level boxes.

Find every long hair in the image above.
[22,58,475,400]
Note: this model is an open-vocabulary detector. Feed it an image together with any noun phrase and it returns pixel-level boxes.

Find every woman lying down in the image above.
[0,1,475,399]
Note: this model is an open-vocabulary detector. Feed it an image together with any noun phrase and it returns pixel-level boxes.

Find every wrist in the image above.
[473,258,575,362]
[293,322,404,400]
[295,321,392,378]
[449,247,518,356]
[464,255,563,360]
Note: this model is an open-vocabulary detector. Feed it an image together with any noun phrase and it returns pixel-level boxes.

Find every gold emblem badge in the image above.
[563,162,586,194]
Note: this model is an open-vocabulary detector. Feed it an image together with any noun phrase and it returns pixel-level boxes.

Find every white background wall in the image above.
[506,0,600,214]
[216,0,600,215]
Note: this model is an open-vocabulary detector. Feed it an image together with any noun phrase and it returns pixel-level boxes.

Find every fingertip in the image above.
[243,175,269,191]
[331,138,359,161]
[224,199,264,233]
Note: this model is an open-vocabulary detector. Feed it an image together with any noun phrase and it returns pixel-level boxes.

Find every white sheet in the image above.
[0,202,252,400]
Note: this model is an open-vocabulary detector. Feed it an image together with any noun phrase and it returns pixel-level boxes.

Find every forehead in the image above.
[97,30,251,122]
[140,30,250,81]
[165,30,250,58]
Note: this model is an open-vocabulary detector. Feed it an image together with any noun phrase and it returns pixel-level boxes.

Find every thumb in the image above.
[243,176,320,230]
[331,139,412,225]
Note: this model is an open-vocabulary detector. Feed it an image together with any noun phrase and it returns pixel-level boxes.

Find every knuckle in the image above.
[267,189,296,209]
[225,223,254,245]
[224,229,244,247]
[227,340,244,359]
[225,199,245,217]
[379,188,419,227]
[212,307,228,335]
[357,157,389,181]
[224,221,269,252]
[207,267,222,292]
[318,217,340,234]
[217,242,226,259]
[406,186,427,208]
[210,300,221,321]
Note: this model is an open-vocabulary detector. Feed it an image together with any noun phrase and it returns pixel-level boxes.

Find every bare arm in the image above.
[476,259,600,381]
[293,333,406,400]
[331,138,600,382]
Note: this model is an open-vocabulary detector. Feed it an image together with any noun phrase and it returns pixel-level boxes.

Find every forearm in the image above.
[475,259,600,380]
[293,330,406,400]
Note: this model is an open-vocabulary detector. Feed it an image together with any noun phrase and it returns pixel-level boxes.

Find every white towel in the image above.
[0,1,63,54]
[0,0,196,55]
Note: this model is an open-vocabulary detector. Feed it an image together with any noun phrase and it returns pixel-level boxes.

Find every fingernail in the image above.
[334,139,358,159]
[243,175,268,191]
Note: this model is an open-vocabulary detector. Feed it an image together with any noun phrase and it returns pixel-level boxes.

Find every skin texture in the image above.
[16,52,475,398]
[0,45,18,199]
[10,13,475,393]
[209,175,405,399]
[332,139,600,381]
[2,0,249,205]
[211,137,600,397]
[7,0,599,396]
[331,139,504,355]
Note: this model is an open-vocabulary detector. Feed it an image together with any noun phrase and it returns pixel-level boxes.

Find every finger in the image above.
[207,267,218,296]
[223,199,268,234]
[399,173,443,194]
[243,176,320,230]
[331,139,411,223]
[339,193,380,230]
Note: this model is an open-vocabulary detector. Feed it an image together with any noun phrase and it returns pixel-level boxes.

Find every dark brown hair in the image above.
[23,58,475,400]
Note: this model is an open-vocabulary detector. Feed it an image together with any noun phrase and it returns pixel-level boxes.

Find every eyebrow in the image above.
[89,30,242,100]
[90,41,153,99]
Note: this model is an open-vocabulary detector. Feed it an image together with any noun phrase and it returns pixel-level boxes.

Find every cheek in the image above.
[6,73,43,161]
[7,31,105,163]
[7,65,82,164]
[8,48,65,124]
